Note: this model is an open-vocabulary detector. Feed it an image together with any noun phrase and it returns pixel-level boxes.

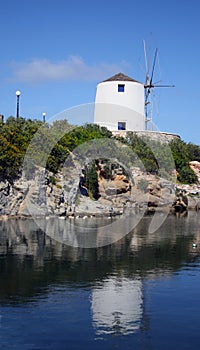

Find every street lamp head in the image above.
[16,90,21,97]
[42,112,46,117]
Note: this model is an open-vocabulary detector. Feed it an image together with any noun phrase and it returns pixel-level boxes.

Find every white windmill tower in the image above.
[94,37,174,134]
[94,72,145,134]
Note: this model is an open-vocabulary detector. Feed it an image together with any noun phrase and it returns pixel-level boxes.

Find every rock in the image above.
[100,174,131,197]
[147,181,161,197]
[188,196,199,210]
[105,187,118,195]
[0,158,199,218]
[75,196,110,216]
[190,161,200,183]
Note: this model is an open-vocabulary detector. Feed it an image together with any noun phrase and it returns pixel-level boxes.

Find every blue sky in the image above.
[0,0,199,145]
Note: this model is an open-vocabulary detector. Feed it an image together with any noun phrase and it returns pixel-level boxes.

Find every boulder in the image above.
[190,161,200,183]
[147,181,161,197]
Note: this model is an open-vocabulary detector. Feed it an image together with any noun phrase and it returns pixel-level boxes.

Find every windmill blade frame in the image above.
[152,84,175,88]
[143,36,175,130]
[150,48,158,87]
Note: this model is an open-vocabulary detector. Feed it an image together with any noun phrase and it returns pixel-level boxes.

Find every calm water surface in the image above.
[0,212,200,349]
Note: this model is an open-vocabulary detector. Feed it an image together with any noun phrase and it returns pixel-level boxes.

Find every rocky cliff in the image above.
[0,161,200,218]
[0,166,79,217]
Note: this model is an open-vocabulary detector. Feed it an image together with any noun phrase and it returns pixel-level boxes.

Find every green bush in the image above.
[49,175,56,185]
[0,119,113,183]
[0,116,199,187]
[177,166,198,184]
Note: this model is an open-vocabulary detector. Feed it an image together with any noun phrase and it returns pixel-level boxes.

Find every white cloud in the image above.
[10,56,130,84]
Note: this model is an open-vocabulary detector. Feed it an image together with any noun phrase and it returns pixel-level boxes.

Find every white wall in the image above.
[94,80,145,131]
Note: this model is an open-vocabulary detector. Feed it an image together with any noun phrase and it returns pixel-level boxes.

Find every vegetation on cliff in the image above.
[122,133,199,184]
[0,117,112,183]
[0,116,199,187]
[170,139,199,184]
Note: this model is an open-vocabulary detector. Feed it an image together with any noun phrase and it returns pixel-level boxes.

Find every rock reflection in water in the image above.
[43,212,144,248]
[0,213,200,268]
[0,213,200,324]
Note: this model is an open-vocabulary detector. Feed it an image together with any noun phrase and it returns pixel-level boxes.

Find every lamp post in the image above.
[16,90,21,119]
[42,112,46,123]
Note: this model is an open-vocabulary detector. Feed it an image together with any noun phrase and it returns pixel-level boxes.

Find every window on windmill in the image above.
[118,84,125,92]
[118,122,126,130]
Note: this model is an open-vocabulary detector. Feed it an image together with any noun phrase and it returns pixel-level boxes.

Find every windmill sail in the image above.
[143,38,174,130]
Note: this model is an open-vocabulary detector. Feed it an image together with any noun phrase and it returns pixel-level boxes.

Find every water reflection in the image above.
[0,212,200,337]
[91,276,143,335]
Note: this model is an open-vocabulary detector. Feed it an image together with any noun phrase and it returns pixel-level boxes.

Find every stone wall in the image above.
[132,131,180,143]
[112,130,180,143]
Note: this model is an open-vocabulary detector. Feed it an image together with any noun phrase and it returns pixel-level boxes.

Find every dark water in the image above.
[0,212,200,349]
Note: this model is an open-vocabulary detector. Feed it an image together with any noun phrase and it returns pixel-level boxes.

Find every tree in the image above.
[85,163,99,199]
[170,139,189,171]
[186,142,200,162]
[0,117,43,183]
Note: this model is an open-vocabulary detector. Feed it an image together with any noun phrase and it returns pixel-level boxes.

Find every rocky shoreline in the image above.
[0,164,199,221]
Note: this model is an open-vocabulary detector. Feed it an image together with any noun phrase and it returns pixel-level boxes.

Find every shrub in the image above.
[177,166,198,184]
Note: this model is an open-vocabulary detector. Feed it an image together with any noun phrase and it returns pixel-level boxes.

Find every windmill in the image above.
[143,36,175,130]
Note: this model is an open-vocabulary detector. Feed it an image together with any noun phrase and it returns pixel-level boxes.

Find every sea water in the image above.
[0,211,200,349]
